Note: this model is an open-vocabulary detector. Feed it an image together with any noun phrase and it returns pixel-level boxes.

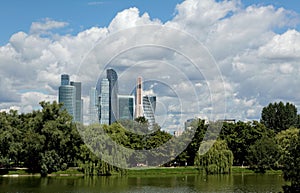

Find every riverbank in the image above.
[0,166,282,177]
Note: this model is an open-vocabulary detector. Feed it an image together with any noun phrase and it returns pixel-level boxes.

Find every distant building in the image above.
[70,81,83,123]
[143,95,156,127]
[174,130,184,137]
[135,76,143,118]
[218,119,236,124]
[58,74,83,123]
[99,78,109,125]
[118,95,135,120]
[107,69,119,124]
[89,87,98,124]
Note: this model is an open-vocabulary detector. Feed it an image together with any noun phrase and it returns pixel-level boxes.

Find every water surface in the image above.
[0,173,284,193]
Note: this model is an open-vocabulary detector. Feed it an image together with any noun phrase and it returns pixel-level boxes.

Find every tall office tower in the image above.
[89,87,98,124]
[71,81,83,123]
[118,95,135,120]
[135,76,143,118]
[99,78,109,124]
[106,69,119,124]
[143,95,156,127]
[59,74,76,121]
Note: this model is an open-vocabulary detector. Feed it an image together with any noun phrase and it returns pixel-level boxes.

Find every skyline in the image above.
[1,0,300,132]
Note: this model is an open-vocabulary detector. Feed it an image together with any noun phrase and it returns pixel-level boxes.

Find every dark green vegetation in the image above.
[0,101,299,192]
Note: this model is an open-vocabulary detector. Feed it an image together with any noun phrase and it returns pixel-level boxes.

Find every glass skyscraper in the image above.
[58,74,83,123]
[99,78,109,124]
[59,74,76,121]
[106,69,119,124]
[143,95,156,127]
[118,95,135,120]
[89,87,98,124]
[70,81,83,123]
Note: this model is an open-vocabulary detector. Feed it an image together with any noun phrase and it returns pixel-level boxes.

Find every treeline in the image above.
[0,101,123,176]
[0,101,299,191]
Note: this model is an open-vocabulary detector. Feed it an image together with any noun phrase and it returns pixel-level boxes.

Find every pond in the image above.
[0,173,284,193]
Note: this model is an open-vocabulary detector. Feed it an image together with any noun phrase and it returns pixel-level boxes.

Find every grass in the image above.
[127,166,199,176]
[1,166,282,176]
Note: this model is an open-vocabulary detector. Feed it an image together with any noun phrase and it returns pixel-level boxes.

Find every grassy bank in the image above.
[1,166,282,177]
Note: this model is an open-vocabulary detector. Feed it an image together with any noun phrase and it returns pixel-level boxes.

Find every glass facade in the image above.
[118,95,135,120]
[61,74,70,86]
[89,87,99,124]
[70,81,83,123]
[58,74,83,123]
[107,69,119,124]
[143,95,156,127]
[59,85,76,121]
[100,78,109,125]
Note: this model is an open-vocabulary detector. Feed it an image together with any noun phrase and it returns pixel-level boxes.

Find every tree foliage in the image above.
[261,101,298,133]
[246,136,279,173]
[276,128,300,192]
[194,140,233,174]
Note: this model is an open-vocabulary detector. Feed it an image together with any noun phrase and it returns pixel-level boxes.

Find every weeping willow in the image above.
[194,139,233,174]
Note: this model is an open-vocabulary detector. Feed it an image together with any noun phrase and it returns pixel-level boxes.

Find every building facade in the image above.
[70,81,83,123]
[106,69,119,124]
[89,87,98,124]
[143,95,156,127]
[58,74,76,121]
[118,95,135,121]
[135,76,143,118]
[99,78,109,125]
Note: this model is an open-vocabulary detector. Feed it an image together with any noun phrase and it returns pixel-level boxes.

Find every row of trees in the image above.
[0,100,299,191]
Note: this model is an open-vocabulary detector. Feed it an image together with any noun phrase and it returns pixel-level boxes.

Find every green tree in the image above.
[275,128,300,192]
[220,121,271,166]
[261,101,298,133]
[246,136,280,173]
[194,140,233,174]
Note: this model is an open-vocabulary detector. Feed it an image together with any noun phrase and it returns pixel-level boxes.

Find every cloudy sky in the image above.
[1,0,300,132]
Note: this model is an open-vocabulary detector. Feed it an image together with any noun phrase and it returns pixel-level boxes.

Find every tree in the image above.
[261,101,298,133]
[246,136,280,173]
[194,140,233,174]
[276,128,300,192]
[220,121,271,166]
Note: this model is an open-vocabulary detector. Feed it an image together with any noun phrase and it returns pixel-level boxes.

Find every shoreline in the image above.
[0,166,282,177]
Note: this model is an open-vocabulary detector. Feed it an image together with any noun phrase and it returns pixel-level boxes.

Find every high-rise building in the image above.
[106,69,119,124]
[99,78,109,124]
[58,74,83,123]
[89,87,98,124]
[135,76,143,118]
[71,81,83,123]
[143,95,156,127]
[118,95,135,120]
[59,74,76,121]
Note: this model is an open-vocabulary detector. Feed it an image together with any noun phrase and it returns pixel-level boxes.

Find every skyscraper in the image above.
[135,76,143,118]
[59,74,76,121]
[99,78,109,124]
[143,95,156,127]
[70,81,83,123]
[118,95,135,120]
[89,87,98,124]
[106,69,119,124]
[58,74,83,123]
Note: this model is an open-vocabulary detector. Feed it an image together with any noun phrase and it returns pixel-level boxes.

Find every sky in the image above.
[1,0,300,132]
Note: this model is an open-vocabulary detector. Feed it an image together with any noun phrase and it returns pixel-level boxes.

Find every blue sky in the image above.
[0,0,183,45]
[1,0,299,45]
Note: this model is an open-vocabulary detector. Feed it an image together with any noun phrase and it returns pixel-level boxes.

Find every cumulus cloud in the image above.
[30,18,69,34]
[0,0,300,131]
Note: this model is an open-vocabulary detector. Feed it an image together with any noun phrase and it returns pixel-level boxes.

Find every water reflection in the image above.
[0,174,284,193]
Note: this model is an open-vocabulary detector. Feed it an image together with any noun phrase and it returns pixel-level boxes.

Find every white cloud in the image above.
[258,29,300,60]
[0,0,300,127]
[30,18,69,34]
